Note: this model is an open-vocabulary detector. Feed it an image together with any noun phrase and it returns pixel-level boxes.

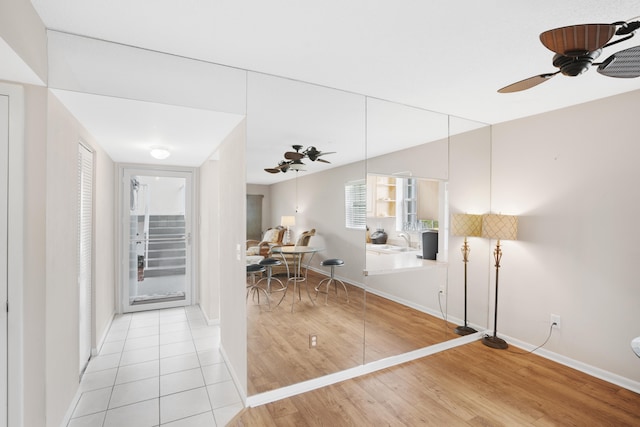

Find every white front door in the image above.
[0,94,9,427]
[120,167,194,312]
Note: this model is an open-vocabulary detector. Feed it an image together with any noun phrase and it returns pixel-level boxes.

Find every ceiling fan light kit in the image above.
[499,19,640,93]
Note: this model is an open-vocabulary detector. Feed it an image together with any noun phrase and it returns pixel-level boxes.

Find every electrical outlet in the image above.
[439,284,446,296]
[550,314,561,329]
[309,334,318,348]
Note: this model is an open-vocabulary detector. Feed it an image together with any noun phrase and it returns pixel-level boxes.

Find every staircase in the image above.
[144,214,187,278]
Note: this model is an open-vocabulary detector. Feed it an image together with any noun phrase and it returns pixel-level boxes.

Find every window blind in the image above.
[78,143,93,375]
[345,180,366,230]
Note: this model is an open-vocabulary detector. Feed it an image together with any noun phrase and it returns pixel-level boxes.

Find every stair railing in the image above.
[142,184,150,269]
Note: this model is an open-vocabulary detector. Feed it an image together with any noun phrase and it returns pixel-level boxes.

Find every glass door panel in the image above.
[122,168,193,312]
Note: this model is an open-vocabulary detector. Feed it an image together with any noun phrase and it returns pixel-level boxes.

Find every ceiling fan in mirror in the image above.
[264,144,335,174]
[498,17,640,93]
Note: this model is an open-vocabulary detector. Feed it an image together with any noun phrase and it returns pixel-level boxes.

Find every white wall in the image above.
[491,89,640,384]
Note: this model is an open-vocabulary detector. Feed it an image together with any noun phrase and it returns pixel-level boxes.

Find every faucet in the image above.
[398,232,411,248]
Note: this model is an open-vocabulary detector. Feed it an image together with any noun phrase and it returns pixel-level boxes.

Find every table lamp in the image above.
[281,215,295,244]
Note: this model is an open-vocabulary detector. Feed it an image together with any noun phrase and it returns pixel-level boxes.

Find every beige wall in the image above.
[45,92,116,426]
[92,127,116,351]
[491,89,640,384]
[199,156,221,323]
[265,94,640,390]
[22,83,48,427]
[215,121,248,397]
[447,126,492,329]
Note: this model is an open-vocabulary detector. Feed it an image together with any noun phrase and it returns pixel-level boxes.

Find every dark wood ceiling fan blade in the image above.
[498,72,558,93]
[316,158,331,164]
[264,168,281,173]
[597,45,640,78]
[284,151,304,160]
[540,24,616,55]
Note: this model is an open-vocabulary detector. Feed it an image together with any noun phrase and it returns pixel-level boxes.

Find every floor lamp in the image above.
[481,213,518,349]
[451,213,483,336]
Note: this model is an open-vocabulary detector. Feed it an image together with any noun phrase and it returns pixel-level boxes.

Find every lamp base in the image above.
[454,325,477,336]
[482,335,508,349]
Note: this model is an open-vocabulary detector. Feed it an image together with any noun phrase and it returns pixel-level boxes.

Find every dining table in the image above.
[271,246,323,312]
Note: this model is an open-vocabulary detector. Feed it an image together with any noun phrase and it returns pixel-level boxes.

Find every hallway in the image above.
[66,306,243,426]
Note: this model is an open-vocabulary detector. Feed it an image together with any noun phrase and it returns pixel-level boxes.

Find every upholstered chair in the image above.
[246,226,285,257]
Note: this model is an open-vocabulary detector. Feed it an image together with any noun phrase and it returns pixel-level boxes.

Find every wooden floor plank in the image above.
[232,341,640,426]
[247,269,458,395]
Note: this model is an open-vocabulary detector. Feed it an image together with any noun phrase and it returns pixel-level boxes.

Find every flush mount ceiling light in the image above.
[150,147,170,160]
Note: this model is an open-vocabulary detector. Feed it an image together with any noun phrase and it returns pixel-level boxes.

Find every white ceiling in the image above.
[21,0,640,182]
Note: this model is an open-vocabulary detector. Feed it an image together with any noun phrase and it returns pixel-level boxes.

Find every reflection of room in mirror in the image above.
[244,73,493,400]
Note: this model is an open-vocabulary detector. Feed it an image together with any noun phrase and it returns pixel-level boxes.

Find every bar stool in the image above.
[257,258,286,294]
[315,258,349,304]
[246,264,270,310]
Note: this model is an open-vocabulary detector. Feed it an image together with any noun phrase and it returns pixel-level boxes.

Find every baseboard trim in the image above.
[92,310,115,357]
[60,387,83,427]
[198,304,220,326]
[220,344,248,406]
[499,332,640,395]
[246,332,481,407]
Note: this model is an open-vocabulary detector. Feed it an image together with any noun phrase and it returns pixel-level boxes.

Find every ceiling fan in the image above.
[264,145,335,174]
[499,18,640,93]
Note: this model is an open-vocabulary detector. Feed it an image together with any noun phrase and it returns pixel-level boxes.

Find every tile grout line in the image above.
[103,313,130,427]
[190,306,217,424]
[71,307,235,425]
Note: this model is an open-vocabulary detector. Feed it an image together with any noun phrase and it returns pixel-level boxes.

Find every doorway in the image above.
[246,194,263,241]
[120,167,195,312]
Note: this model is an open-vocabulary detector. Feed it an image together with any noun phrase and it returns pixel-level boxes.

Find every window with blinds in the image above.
[344,180,366,229]
[78,142,93,375]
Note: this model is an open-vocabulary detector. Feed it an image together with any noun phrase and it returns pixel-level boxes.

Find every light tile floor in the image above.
[67,306,244,427]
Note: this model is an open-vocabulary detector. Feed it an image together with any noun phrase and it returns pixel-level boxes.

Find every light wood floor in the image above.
[247,270,459,395]
[232,340,640,426]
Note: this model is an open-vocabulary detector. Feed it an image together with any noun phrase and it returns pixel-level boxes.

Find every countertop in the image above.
[364,248,445,276]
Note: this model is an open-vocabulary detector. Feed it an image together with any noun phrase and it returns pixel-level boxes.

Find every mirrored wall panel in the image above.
[245,72,367,395]
[363,98,454,363]
[244,74,493,396]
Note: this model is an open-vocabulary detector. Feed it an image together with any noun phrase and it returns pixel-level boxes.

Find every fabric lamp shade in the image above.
[481,214,518,241]
[451,213,482,237]
[281,216,295,227]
